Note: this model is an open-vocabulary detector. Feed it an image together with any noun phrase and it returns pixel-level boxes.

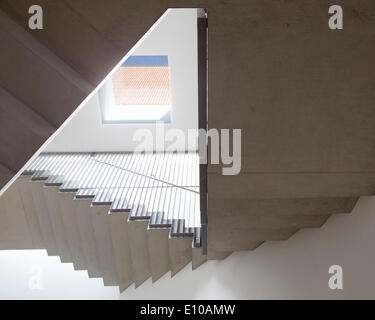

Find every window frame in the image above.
[99,55,172,124]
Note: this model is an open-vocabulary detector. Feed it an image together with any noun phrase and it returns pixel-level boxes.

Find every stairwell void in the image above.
[0,8,208,291]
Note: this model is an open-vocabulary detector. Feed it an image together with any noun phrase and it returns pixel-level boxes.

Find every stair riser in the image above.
[43,186,73,263]
[192,246,207,269]
[147,228,171,282]
[108,212,134,292]
[28,181,58,255]
[57,192,87,270]
[74,199,101,278]
[168,237,192,277]
[15,177,44,249]
[0,180,35,249]
[128,220,152,287]
[90,205,119,286]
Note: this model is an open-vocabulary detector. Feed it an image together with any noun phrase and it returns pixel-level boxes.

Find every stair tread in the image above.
[24,153,200,238]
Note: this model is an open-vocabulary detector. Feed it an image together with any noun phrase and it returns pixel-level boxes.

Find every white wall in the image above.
[45,9,198,152]
[2,196,375,299]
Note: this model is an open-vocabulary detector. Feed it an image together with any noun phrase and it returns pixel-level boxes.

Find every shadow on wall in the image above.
[120,196,375,299]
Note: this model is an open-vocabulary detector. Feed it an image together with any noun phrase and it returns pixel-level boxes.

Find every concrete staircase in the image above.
[1,151,360,292]
[10,152,205,291]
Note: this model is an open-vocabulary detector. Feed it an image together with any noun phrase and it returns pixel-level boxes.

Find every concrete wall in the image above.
[205,0,375,251]
[45,9,198,152]
[0,182,34,250]
[1,196,375,299]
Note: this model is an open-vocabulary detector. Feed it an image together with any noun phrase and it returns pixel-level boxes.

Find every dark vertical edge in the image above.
[198,13,208,254]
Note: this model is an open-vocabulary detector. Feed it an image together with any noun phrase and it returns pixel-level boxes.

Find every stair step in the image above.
[15,176,44,249]
[192,246,207,270]
[0,180,35,249]
[43,186,72,263]
[90,205,118,286]
[146,212,171,282]
[57,192,86,270]
[170,219,194,237]
[108,211,134,292]
[147,228,171,282]
[74,198,101,278]
[168,235,192,277]
[128,219,152,287]
[28,180,58,256]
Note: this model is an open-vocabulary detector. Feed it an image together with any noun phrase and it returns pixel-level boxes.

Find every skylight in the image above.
[100,55,172,123]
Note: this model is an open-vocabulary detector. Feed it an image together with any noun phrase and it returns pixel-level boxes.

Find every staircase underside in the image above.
[0,150,370,290]
[6,152,205,291]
